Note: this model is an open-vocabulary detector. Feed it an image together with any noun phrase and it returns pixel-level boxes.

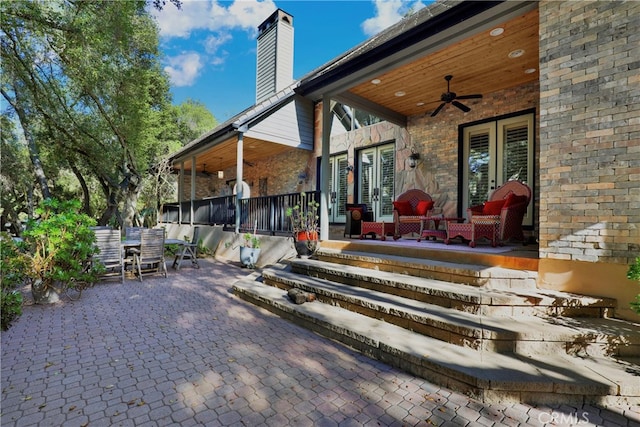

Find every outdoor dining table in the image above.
[121,238,189,269]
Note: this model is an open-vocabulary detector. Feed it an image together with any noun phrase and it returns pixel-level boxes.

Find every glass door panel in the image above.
[358,143,395,222]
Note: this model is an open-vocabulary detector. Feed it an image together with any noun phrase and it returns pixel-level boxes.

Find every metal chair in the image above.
[133,228,167,281]
[92,228,124,283]
[172,227,200,270]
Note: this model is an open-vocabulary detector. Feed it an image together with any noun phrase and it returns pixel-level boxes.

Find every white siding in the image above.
[246,97,314,150]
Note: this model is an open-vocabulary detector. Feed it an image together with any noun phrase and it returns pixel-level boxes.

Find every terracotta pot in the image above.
[295,230,318,241]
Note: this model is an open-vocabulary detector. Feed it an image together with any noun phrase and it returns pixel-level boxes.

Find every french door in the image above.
[462,113,534,226]
[358,143,395,222]
[328,154,348,223]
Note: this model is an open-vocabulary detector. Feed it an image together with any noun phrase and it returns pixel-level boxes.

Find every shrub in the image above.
[20,199,101,303]
[0,233,26,330]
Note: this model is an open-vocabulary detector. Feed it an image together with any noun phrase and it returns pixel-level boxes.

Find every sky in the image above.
[151,0,430,122]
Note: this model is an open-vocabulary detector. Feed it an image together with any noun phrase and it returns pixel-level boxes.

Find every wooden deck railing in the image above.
[160,191,320,236]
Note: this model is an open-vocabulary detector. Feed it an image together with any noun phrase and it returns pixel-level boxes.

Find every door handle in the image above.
[373,188,380,201]
[330,191,336,204]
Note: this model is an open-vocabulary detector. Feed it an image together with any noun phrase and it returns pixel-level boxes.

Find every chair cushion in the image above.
[503,193,528,208]
[415,200,434,216]
[347,207,363,221]
[482,199,506,215]
[393,201,414,216]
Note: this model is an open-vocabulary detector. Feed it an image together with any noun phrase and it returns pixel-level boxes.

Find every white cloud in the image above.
[152,0,277,38]
[362,0,427,37]
[164,52,203,87]
[204,32,232,55]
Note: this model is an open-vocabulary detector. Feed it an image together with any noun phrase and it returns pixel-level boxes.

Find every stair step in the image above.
[316,247,539,290]
[232,274,640,405]
[263,267,639,357]
[290,257,616,318]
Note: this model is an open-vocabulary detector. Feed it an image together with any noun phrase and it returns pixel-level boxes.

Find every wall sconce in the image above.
[217,170,224,179]
[346,164,354,173]
[408,152,420,169]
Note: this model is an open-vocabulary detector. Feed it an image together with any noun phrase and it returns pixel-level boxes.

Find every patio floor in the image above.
[2,259,638,426]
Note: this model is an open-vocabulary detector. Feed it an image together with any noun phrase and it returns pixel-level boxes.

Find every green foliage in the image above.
[20,199,101,297]
[627,256,640,314]
[243,232,261,249]
[1,290,23,331]
[286,192,320,235]
[1,0,187,228]
[1,233,26,330]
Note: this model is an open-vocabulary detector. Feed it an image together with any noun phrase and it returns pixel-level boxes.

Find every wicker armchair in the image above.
[466,180,532,245]
[392,189,434,240]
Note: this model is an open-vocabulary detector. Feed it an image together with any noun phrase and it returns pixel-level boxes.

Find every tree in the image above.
[1,0,182,228]
[174,98,218,145]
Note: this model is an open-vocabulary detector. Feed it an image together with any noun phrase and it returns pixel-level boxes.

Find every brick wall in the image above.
[180,148,313,200]
[538,0,640,264]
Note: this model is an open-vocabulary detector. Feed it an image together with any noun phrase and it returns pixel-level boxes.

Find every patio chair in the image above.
[92,228,124,283]
[392,189,434,240]
[172,226,201,270]
[344,203,374,238]
[133,228,167,281]
[465,180,532,245]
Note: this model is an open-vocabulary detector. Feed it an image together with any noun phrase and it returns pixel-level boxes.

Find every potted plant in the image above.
[286,192,320,258]
[239,227,261,269]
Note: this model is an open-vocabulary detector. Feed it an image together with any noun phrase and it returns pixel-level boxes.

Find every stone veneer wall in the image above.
[538,0,639,265]
[408,82,539,222]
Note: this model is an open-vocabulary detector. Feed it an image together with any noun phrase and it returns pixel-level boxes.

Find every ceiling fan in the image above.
[431,75,482,117]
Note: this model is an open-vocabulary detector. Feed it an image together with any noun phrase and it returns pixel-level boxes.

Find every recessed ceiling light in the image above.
[416,102,424,106]
[524,68,536,74]
[490,27,504,36]
[508,49,525,59]
[371,79,381,84]
[395,91,406,97]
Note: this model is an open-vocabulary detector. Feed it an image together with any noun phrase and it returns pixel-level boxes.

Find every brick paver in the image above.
[2,259,639,426]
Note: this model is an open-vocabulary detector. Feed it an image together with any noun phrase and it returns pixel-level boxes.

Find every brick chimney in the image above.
[256,9,294,103]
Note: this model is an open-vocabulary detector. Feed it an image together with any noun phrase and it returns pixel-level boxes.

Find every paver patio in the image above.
[2,258,639,426]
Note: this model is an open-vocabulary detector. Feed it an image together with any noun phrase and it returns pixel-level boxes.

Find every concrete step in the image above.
[295,256,615,318]
[315,247,540,290]
[232,272,640,406]
[262,266,639,358]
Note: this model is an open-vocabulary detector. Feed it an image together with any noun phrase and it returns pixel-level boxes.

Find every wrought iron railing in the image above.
[160,191,320,236]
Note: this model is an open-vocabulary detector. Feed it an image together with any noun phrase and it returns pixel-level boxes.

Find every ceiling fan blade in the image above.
[456,94,482,100]
[452,100,470,112]
[430,102,446,117]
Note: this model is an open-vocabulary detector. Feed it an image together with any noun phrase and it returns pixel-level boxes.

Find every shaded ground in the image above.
[2,259,638,426]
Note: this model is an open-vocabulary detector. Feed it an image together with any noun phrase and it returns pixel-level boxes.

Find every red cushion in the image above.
[415,200,434,216]
[482,199,506,215]
[503,193,528,208]
[347,207,363,221]
[393,201,414,216]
